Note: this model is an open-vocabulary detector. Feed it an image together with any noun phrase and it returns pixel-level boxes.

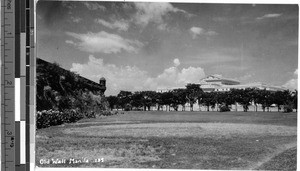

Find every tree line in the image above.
[107,84,297,113]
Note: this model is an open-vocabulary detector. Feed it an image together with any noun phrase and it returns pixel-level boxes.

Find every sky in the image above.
[36,1,298,95]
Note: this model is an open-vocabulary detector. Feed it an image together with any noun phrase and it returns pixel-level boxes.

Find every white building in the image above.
[155,74,286,112]
[157,74,286,93]
[200,74,286,92]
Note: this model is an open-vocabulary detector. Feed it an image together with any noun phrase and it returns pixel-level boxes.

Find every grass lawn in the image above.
[36,111,297,170]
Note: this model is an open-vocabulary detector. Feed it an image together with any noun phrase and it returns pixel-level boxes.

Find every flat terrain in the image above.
[36,111,297,170]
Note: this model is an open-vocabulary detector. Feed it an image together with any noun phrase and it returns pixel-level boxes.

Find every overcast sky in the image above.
[36,1,298,95]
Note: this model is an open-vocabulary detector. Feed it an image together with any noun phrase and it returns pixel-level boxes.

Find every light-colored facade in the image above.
[200,74,286,92]
[155,74,287,112]
[156,74,286,93]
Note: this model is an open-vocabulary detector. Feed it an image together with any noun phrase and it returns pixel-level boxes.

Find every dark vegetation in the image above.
[36,58,113,129]
[108,84,297,113]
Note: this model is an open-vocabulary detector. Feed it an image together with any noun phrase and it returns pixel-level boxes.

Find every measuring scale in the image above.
[1,0,35,170]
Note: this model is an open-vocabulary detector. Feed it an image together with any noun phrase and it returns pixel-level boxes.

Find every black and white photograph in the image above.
[35,1,298,169]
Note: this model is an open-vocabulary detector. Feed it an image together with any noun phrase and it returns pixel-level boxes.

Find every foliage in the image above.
[107,96,119,110]
[99,110,117,116]
[117,91,133,110]
[36,109,84,129]
[219,104,231,112]
[283,104,293,113]
[186,84,203,111]
[199,92,216,111]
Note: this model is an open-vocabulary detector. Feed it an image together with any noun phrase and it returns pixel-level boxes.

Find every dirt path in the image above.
[248,141,297,170]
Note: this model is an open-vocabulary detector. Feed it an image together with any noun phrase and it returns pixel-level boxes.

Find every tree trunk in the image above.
[207,105,210,112]
[190,104,193,111]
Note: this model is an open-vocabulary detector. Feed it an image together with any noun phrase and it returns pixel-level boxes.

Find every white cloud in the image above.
[283,69,298,90]
[190,27,218,39]
[95,18,129,31]
[70,56,205,95]
[173,58,180,67]
[70,16,82,23]
[65,31,143,54]
[133,2,190,29]
[82,2,106,11]
[256,13,282,20]
[65,40,74,44]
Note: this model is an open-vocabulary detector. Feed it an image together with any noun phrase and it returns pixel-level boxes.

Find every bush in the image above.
[124,104,132,111]
[36,109,84,129]
[84,111,96,118]
[99,110,114,116]
[283,105,293,113]
[219,104,230,112]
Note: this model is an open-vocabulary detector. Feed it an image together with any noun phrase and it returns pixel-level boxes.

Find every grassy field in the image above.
[36,111,297,170]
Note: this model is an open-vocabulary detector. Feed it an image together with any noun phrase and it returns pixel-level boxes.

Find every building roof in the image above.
[200,74,240,85]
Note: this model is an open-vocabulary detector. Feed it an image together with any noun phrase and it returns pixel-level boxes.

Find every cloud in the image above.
[190,27,218,39]
[65,31,143,54]
[283,69,298,90]
[70,56,206,95]
[95,18,129,31]
[82,2,106,11]
[173,58,180,67]
[133,2,191,29]
[70,16,82,23]
[256,13,282,20]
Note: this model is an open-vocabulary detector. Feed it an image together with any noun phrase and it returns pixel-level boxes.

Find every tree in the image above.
[232,88,253,112]
[106,96,119,110]
[131,92,143,110]
[216,91,235,111]
[257,89,273,112]
[117,91,132,111]
[249,88,260,112]
[186,84,203,111]
[292,90,297,112]
[140,91,157,111]
[281,90,295,113]
[156,92,163,111]
[161,91,174,111]
[200,92,215,111]
[273,91,285,112]
[230,89,241,111]
[173,89,187,111]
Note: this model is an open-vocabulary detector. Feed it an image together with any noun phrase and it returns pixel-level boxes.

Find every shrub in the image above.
[36,109,84,129]
[219,104,230,112]
[124,104,132,111]
[99,110,113,116]
[84,111,96,118]
[283,105,293,113]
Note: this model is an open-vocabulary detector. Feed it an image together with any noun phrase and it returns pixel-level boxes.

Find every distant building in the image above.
[157,86,185,93]
[156,74,286,93]
[200,74,285,92]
